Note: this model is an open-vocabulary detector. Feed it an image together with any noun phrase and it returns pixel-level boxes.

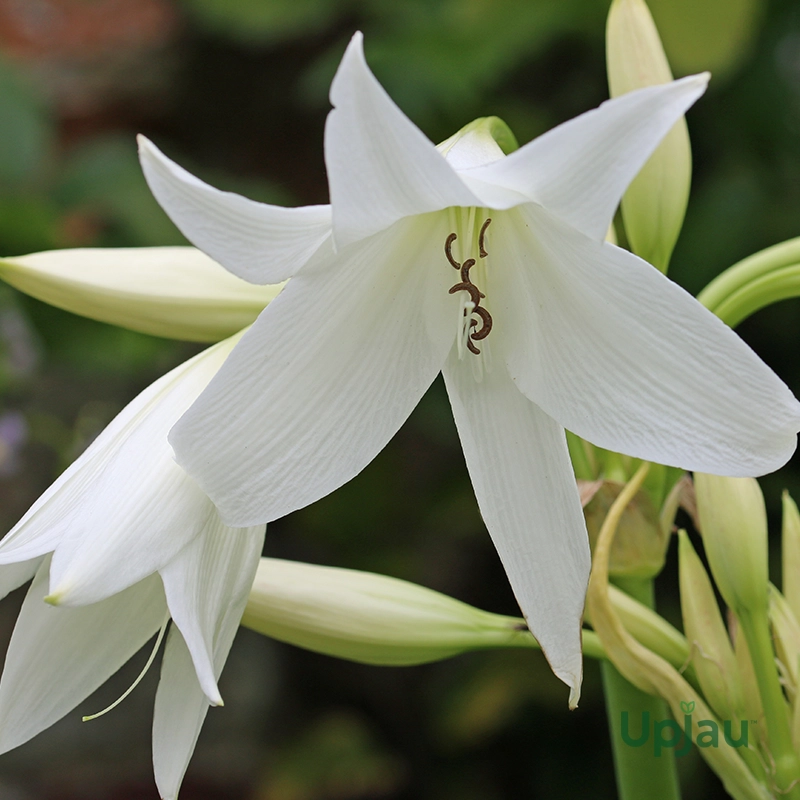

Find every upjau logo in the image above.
[621,701,750,757]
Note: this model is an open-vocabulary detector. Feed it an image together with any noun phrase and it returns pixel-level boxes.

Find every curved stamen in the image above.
[82,613,171,722]
[444,220,493,357]
[479,218,492,258]
[449,281,483,306]
[470,306,493,340]
[459,257,476,283]
[445,233,461,270]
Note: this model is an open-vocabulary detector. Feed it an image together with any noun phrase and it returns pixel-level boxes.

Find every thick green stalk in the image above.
[602,577,682,800]
[737,609,800,798]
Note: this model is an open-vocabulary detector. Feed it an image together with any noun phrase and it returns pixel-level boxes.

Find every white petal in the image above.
[152,629,208,800]
[171,213,456,525]
[442,353,589,704]
[0,248,283,342]
[0,338,237,604]
[0,439,111,564]
[461,75,708,240]
[0,558,42,601]
[325,33,479,247]
[0,559,165,754]
[159,519,264,704]
[0,396,150,566]
[138,136,331,285]
[152,607,248,798]
[493,205,800,475]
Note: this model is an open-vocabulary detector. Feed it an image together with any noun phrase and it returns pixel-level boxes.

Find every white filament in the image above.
[82,613,170,722]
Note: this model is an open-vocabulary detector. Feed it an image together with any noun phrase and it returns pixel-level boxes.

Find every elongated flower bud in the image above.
[606,0,692,273]
[678,530,745,719]
[0,247,282,342]
[241,558,537,666]
[769,585,800,701]
[694,473,768,616]
[783,491,800,620]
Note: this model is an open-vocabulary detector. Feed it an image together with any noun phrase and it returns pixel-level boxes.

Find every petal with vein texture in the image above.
[0,248,282,342]
[43,339,237,605]
[442,352,589,704]
[494,205,800,475]
[461,75,708,240]
[138,137,331,285]
[160,519,264,704]
[0,371,170,565]
[0,437,116,564]
[325,33,479,247]
[0,558,42,602]
[152,619,243,798]
[0,560,165,754]
[171,213,456,526]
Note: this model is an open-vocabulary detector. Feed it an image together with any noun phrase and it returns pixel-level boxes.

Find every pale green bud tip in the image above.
[607,0,673,97]
[481,116,519,155]
[442,116,519,155]
[694,473,769,615]
[436,117,519,167]
[606,0,692,273]
[241,558,535,666]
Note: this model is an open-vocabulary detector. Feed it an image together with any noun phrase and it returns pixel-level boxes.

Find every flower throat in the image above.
[445,217,493,355]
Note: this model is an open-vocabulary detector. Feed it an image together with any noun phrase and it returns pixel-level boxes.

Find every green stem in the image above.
[582,628,607,660]
[738,609,800,798]
[697,237,800,326]
[602,577,682,800]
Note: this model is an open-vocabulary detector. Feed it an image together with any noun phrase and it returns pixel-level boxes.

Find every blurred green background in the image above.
[0,0,798,797]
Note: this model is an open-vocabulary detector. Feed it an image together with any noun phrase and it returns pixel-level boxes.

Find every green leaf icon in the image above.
[680,700,695,714]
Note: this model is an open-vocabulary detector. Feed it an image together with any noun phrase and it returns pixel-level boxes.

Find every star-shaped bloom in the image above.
[0,332,264,800]
[139,33,800,704]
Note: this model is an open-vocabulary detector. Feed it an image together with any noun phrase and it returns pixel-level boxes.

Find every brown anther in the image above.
[448,281,483,306]
[443,222,494,357]
[459,257,476,283]
[445,233,460,270]
[470,306,493,340]
[479,218,492,258]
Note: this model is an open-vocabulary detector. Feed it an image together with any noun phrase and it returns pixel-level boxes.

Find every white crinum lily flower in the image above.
[0,333,264,800]
[139,32,800,705]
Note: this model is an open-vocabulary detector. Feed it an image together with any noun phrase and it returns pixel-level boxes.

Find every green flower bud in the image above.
[606,584,691,674]
[794,681,800,753]
[783,491,800,620]
[694,473,769,616]
[436,116,519,161]
[241,558,537,666]
[678,530,745,719]
[606,0,692,273]
[769,585,800,703]
[0,247,282,342]
[729,615,767,750]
